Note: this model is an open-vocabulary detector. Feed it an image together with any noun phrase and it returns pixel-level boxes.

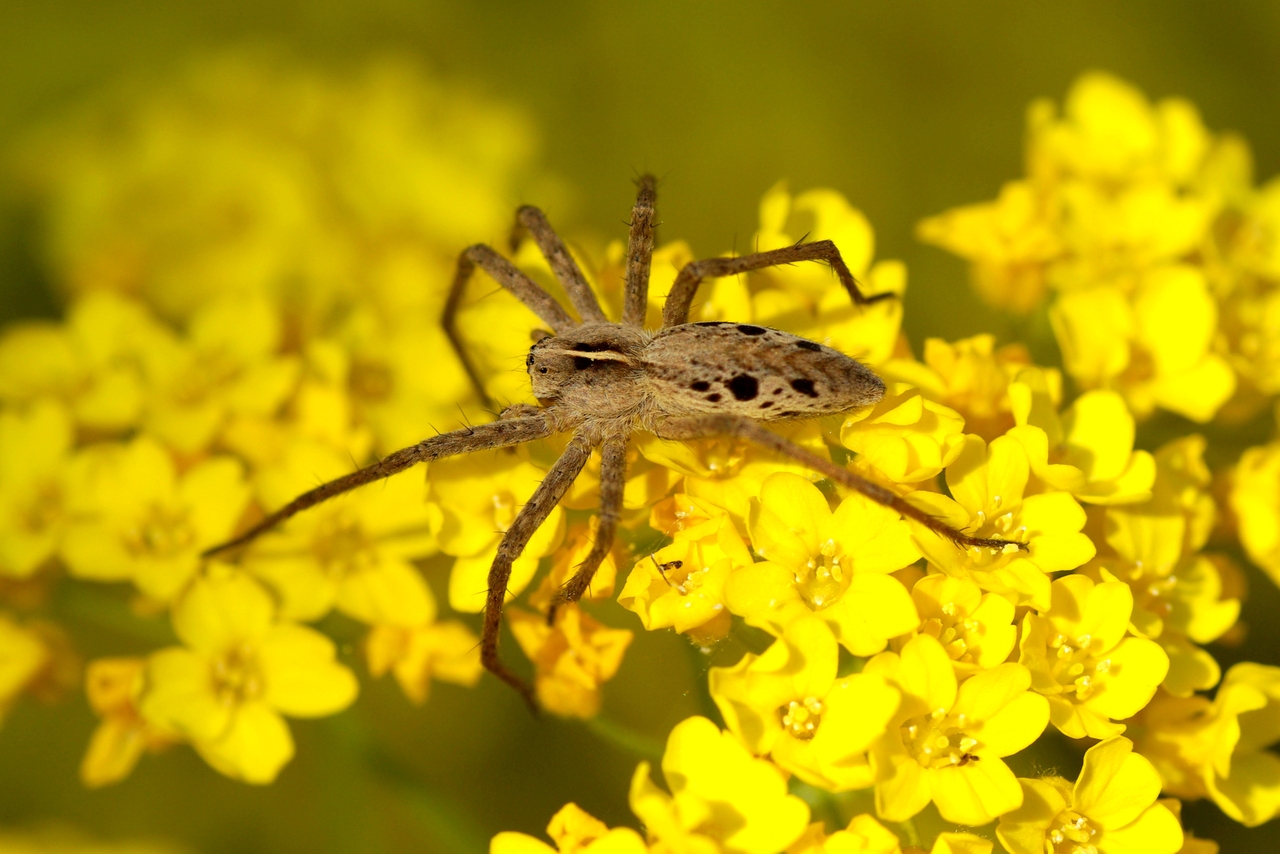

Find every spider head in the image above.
[525,324,646,412]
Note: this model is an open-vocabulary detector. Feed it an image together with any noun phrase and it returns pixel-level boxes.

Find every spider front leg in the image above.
[653,414,1024,552]
[482,430,595,709]
[443,242,578,407]
[660,239,895,328]
[622,175,657,328]
[545,432,629,625]
[204,415,554,557]
[510,206,609,325]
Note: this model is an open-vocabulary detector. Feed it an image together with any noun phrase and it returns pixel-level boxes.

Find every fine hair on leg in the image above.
[660,239,895,328]
[512,206,609,324]
[621,175,657,328]
[203,415,555,557]
[545,431,629,624]
[443,243,578,406]
[483,430,595,708]
[654,414,1022,552]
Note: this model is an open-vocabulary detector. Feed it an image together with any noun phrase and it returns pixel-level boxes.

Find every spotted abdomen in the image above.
[641,322,885,420]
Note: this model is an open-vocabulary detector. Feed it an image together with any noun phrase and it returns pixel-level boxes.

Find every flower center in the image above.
[780,697,824,740]
[901,708,980,769]
[1048,632,1112,701]
[919,607,977,663]
[963,494,1030,566]
[697,438,747,478]
[795,538,847,610]
[1048,809,1099,854]
[22,481,65,534]
[127,503,196,558]
[312,513,372,575]
[349,359,395,402]
[211,643,264,706]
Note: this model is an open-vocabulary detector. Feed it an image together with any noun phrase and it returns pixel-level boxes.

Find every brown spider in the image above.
[205,176,1018,708]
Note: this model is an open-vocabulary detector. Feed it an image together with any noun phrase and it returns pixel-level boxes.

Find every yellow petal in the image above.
[1072,737,1162,829]
[258,624,359,717]
[1096,802,1184,854]
[194,700,295,784]
[337,557,435,626]
[931,757,1024,826]
[173,571,275,653]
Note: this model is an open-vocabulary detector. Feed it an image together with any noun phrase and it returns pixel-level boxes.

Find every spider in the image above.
[205,175,1018,708]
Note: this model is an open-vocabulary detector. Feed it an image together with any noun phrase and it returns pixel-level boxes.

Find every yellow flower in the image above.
[636,420,829,521]
[509,605,632,719]
[786,814,903,854]
[429,446,565,614]
[996,736,1183,854]
[1048,268,1235,422]
[80,657,175,787]
[139,569,358,784]
[61,436,250,601]
[1231,438,1280,587]
[727,473,920,655]
[243,441,436,626]
[138,294,300,455]
[888,334,1046,442]
[618,501,752,639]
[530,517,620,613]
[0,293,157,433]
[865,633,1049,826]
[492,803,647,854]
[1019,574,1168,738]
[910,434,1095,610]
[0,613,48,723]
[0,401,73,578]
[1007,371,1155,504]
[709,616,900,791]
[365,619,482,705]
[629,716,810,854]
[840,384,966,485]
[916,180,1062,314]
[907,573,1016,677]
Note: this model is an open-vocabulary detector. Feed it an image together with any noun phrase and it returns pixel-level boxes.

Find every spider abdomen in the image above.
[641,322,885,420]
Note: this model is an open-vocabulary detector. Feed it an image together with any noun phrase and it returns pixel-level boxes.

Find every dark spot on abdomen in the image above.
[759,401,773,409]
[693,321,729,327]
[728,374,759,401]
[705,393,722,403]
[795,340,821,351]
[690,381,711,392]
[790,378,818,397]
[736,324,766,336]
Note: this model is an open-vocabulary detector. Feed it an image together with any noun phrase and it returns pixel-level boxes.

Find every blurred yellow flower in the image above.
[243,441,436,626]
[996,736,1183,854]
[865,634,1048,826]
[365,619,482,706]
[1019,574,1168,738]
[0,401,74,578]
[629,716,810,854]
[710,616,900,791]
[0,613,49,724]
[508,604,632,719]
[1231,438,1280,586]
[61,437,249,601]
[840,384,965,485]
[139,570,358,783]
[80,657,175,788]
[491,803,647,854]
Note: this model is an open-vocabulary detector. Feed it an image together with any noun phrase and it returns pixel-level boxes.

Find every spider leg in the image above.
[653,414,1024,552]
[545,431,628,625]
[660,239,894,328]
[203,414,555,557]
[443,243,578,407]
[621,175,657,328]
[483,430,595,709]
[512,206,609,324]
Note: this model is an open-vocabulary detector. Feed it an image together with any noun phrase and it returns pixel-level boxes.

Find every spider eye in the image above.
[526,353,535,367]
[538,367,548,374]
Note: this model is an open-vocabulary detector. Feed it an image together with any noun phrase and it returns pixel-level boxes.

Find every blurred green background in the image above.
[3,1,1280,852]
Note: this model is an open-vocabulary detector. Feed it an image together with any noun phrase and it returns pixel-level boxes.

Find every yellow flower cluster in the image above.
[0,60,1274,853]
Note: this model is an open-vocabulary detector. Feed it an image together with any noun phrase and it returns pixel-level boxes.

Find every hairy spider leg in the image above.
[655,414,1026,552]
[511,205,609,324]
[444,243,578,408]
[482,430,595,708]
[201,415,554,558]
[660,239,895,328]
[621,175,657,328]
[545,431,629,624]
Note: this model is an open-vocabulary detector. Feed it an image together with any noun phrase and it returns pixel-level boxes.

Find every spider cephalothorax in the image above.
[205,176,1020,708]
